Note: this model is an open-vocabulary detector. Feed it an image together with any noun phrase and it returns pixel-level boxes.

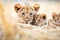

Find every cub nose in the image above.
[25,17,29,21]
[26,17,28,19]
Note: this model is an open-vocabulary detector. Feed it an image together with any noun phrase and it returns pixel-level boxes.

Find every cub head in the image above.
[14,3,40,24]
[35,14,46,26]
[52,12,59,21]
[58,13,60,20]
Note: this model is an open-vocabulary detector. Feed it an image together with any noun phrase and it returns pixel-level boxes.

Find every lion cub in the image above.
[14,3,40,24]
[34,14,47,26]
[48,12,60,27]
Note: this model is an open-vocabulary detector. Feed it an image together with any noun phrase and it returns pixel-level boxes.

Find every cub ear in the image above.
[33,4,40,12]
[52,12,57,19]
[41,14,46,20]
[14,4,22,13]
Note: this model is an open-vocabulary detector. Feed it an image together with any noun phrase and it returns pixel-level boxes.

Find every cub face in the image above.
[52,12,60,23]
[34,14,46,26]
[14,4,40,24]
[48,12,60,27]
[58,13,60,23]
[52,12,59,22]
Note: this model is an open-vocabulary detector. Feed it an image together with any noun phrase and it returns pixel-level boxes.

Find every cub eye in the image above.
[22,13,25,16]
[38,20,40,21]
[17,8,20,10]
[30,13,33,16]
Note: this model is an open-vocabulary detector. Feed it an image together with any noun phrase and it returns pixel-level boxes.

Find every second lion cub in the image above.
[34,14,47,26]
